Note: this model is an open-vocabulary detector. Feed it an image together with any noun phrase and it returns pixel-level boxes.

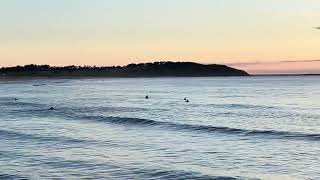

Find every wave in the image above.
[207,103,278,110]
[2,101,45,108]
[0,97,17,102]
[0,171,243,180]
[3,101,320,142]
[131,169,244,180]
[76,116,320,142]
[0,174,28,180]
[2,156,247,180]
[72,106,150,113]
[32,83,47,87]
[1,100,151,114]
[0,129,90,145]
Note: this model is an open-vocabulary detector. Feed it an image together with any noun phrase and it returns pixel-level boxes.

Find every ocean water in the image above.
[0,76,319,179]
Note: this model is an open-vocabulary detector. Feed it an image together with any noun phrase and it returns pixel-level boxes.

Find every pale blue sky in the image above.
[0,0,319,73]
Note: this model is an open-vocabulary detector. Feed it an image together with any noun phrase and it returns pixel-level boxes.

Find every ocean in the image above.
[0,76,319,179]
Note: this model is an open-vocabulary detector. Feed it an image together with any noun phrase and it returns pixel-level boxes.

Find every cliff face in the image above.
[1,62,250,77]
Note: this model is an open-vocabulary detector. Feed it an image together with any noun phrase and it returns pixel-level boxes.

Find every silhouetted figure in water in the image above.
[49,107,55,110]
[145,95,149,99]
[184,97,187,101]
[14,98,18,101]
[185,99,190,103]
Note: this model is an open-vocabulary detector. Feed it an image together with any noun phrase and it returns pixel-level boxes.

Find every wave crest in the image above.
[76,116,320,142]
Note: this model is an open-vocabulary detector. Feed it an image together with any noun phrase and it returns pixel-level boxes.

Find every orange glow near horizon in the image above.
[230,61,320,74]
[0,0,320,74]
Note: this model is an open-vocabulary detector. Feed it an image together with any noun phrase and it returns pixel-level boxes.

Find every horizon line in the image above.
[2,59,320,67]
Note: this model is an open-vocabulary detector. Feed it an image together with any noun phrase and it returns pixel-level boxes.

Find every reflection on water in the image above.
[0,77,319,179]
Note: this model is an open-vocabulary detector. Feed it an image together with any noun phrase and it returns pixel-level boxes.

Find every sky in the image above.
[0,0,319,74]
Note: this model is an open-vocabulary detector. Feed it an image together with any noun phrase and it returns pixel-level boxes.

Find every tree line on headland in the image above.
[0,61,250,77]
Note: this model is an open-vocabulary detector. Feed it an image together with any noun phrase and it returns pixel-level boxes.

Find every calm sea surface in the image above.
[0,76,319,179]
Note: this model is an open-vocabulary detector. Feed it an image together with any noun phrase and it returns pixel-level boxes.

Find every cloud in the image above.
[280,59,320,63]
[228,60,320,75]
[228,60,320,66]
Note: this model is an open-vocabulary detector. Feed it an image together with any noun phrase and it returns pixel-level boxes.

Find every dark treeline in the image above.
[0,61,250,77]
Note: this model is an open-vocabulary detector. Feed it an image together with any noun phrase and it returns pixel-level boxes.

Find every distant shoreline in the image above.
[0,61,250,78]
[2,61,319,78]
[1,74,319,81]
